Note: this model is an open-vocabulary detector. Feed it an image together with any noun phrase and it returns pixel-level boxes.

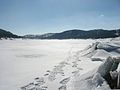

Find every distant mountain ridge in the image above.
[0,28,120,39]
[24,29,120,39]
[0,29,20,38]
[24,33,55,39]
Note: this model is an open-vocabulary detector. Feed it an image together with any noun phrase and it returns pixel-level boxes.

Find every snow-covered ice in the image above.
[0,39,95,90]
[0,38,120,90]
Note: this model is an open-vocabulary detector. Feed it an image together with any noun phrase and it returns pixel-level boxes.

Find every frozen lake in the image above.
[0,39,95,90]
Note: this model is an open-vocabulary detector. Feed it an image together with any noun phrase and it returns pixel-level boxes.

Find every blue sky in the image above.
[0,0,120,35]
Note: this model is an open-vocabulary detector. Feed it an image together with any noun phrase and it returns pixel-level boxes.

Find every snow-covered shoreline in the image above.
[0,38,120,90]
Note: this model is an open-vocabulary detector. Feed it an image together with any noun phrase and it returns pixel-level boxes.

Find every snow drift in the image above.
[69,57,120,90]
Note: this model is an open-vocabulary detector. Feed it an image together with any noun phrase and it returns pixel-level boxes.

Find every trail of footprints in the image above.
[21,51,83,90]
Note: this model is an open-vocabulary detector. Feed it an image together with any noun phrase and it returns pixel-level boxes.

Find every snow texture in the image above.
[0,37,120,90]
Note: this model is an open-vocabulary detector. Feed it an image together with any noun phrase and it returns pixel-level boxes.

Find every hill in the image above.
[24,29,120,39]
[0,29,19,38]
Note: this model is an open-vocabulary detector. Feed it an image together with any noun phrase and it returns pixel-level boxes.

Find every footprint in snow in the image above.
[46,70,51,72]
[34,77,45,85]
[58,85,67,90]
[62,74,65,76]
[35,87,46,90]
[44,73,49,76]
[77,67,83,70]
[21,83,35,90]
[41,86,48,89]
[60,77,70,84]
[35,85,47,90]
[48,72,56,81]
[78,59,81,61]
[37,77,44,81]
[72,70,80,76]
[72,63,78,67]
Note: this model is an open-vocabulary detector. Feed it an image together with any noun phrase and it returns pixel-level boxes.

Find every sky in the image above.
[0,0,120,35]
